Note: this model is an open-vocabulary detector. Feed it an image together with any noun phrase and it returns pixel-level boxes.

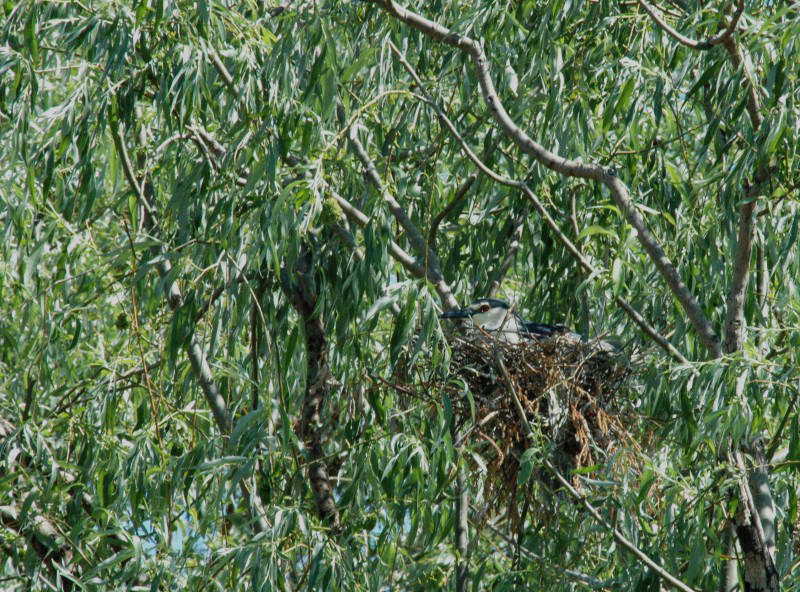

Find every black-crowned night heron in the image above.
[439,298,576,344]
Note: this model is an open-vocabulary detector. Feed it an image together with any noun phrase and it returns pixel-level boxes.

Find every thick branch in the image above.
[376,1,720,357]
[637,0,745,50]
[388,42,688,363]
[746,445,776,559]
[723,200,755,353]
[720,32,764,355]
[719,522,739,592]
[284,247,341,527]
[732,452,779,592]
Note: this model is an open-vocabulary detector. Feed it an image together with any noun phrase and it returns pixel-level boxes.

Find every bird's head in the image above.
[439,298,516,332]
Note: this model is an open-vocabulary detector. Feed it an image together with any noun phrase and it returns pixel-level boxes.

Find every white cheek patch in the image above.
[472,308,507,331]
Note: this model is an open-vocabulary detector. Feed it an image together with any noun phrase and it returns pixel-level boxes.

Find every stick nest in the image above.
[441,331,634,511]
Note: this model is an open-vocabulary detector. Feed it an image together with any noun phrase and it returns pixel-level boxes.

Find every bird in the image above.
[439,298,573,344]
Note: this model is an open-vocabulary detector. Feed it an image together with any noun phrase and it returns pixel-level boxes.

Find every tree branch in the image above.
[722,200,755,354]
[387,41,689,364]
[718,521,739,592]
[110,117,270,535]
[283,245,341,527]
[374,1,721,357]
[637,0,745,51]
[428,173,477,252]
[326,186,429,280]
[720,31,764,355]
[732,450,779,591]
[454,465,469,591]
[347,127,459,310]
[485,523,614,589]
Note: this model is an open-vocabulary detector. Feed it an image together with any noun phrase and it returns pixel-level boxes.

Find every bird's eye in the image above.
[480,304,490,313]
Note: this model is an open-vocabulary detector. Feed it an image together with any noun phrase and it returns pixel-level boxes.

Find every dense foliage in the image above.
[1,0,798,590]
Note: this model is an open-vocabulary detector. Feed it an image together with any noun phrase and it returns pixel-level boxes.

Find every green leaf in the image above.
[577,225,616,241]
[664,161,682,185]
[764,111,785,155]
[517,448,538,485]
[653,78,663,127]
[616,77,635,116]
[684,59,723,102]
[389,290,415,365]
[24,10,39,63]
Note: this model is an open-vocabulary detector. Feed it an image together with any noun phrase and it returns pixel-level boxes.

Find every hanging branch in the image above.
[110,117,271,535]
[636,0,745,50]
[372,0,721,358]
[387,41,688,364]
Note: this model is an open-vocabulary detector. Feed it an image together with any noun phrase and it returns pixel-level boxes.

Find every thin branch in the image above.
[375,1,721,357]
[637,0,745,50]
[326,187,428,279]
[250,296,261,411]
[486,523,613,589]
[486,212,527,297]
[110,117,271,536]
[388,41,688,364]
[347,126,459,310]
[193,269,255,323]
[755,237,769,318]
[454,465,469,591]
[765,384,799,463]
[428,173,477,251]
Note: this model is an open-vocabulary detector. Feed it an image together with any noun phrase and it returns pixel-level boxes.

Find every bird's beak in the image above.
[439,308,472,319]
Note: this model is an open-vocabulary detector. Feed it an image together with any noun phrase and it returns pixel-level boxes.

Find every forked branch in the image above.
[637,0,745,51]
[388,41,688,363]
[373,0,721,357]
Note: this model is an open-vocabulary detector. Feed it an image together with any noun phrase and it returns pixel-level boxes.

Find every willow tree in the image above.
[1,0,797,590]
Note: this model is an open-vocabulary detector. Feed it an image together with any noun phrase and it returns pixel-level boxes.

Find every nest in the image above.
[438,330,634,515]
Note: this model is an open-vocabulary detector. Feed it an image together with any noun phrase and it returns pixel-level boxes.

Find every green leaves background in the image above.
[0,0,798,589]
